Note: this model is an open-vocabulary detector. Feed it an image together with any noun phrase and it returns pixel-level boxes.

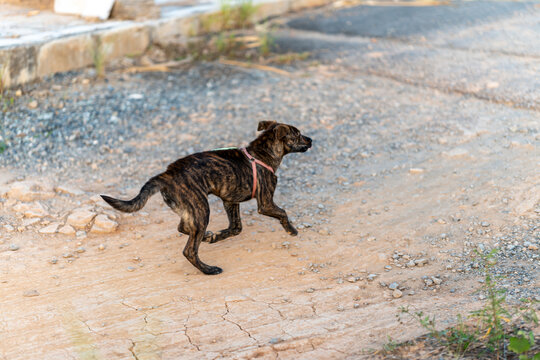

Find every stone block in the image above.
[37,34,94,77]
[99,25,151,60]
[0,45,38,87]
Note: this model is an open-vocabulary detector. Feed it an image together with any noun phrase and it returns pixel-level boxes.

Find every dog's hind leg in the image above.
[181,199,223,275]
[203,201,242,243]
[177,220,189,235]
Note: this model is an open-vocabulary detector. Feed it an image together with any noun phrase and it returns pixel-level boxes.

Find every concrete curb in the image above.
[0,0,333,88]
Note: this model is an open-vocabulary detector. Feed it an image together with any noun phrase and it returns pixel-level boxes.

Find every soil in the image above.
[1,3,539,359]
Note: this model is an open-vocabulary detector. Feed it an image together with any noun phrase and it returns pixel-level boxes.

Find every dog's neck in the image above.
[246,136,285,172]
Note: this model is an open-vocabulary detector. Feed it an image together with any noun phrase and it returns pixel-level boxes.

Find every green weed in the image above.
[92,38,107,78]
[202,0,258,33]
[397,250,539,359]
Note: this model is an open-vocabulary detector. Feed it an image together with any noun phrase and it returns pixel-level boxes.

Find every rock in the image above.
[63,253,74,258]
[28,101,38,109]
[55,185,85,196]
[384,265,392,271]
[49,257,58,264]
[39,223,60,234]
[481,221,490,227]
[406,260,416,268]
[347,276,358,283]
[9,244,20,251]
[318,229,330,236]
[337,305,345,312]
[432,277,442,285]
[22,218,40,227]
[90,214,118,234]
[13,202,48,218]
[23,290,39,297]
[367,274,377,281]
[424,278,434,286]
[393,289,403,298]
[98,244,106,251]
[528,244,538,251]
[111,0,160,20]
[67,209,96,229]
[4,224,15,232]
[415,258,428,267]
[388,282,399,290]
[443,148,469,158]
[23,204,48,218]
[127,266,136,272]
[58,225,76,235]
[7,181,55,201]
[75,247,86,253]
[409,168,425,174]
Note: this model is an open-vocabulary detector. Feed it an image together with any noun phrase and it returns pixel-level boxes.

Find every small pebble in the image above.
[393,289,403,298]
[127,266,136,272]
[9,244,20,251]
[23,290,39,297]
[318,229,329,236]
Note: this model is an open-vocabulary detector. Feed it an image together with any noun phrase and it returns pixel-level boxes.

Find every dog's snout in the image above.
[303,136,312,147]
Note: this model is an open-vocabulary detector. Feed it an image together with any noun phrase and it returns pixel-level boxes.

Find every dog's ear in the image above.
[274,124,289,139]
[257,121,276,131]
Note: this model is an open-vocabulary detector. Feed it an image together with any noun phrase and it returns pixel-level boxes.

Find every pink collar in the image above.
[241,147,274,198]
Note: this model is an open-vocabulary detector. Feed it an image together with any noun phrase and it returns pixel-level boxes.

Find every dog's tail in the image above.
[101,175,163,213]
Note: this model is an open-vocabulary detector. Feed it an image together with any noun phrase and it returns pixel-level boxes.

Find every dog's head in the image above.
[257,121,312,154]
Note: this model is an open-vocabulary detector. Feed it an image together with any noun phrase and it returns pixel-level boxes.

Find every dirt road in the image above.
[1,2,539,359]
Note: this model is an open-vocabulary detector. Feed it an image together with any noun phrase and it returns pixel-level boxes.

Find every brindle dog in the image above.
[101,121,312,275]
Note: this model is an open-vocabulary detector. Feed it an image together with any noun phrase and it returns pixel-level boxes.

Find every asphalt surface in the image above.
[287,1,536,38]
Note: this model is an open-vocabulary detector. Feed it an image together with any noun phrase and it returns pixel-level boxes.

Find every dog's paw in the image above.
[287,227,298,236]
[204,266,223,275]
[203,231,214,243]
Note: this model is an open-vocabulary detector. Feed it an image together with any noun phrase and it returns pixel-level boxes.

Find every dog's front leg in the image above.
[257,198,298,236]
